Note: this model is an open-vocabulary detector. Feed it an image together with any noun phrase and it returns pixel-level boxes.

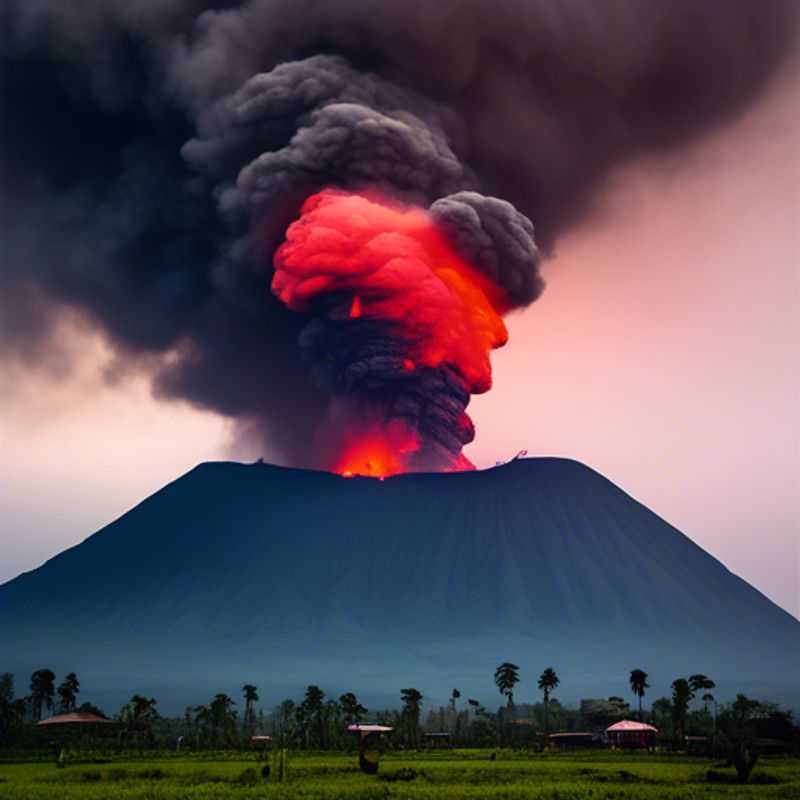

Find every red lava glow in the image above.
[335,422,420,478]
[272,189,512,476]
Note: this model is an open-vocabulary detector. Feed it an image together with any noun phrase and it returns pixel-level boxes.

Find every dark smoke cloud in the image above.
[430,193,543,306]
[1,0,797,465]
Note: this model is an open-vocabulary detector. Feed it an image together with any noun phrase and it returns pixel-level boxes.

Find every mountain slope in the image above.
[1,458,797,710]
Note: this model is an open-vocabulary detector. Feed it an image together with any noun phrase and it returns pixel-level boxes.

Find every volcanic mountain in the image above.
[1,459,797,712]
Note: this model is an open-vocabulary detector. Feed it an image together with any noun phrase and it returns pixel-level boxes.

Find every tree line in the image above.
[1,664,795,769]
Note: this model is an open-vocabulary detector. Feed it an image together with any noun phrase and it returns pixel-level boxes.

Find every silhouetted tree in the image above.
[57,673,80,713]
[538,668,560,735]
[213,694,237,742]
[0,674,26,746]
[324,698,342,748]
[273,699,296,746]
[121,695,160,744]
[718,694,763,783]
[29,669,56,722]
[400,688,423,748]
[494,663,520,708]
[339,692,367,727]
[689,674,715,701]
[671,679,692,742]
[300,685,326,748]
[450,688,461,740]
[242,685,259,734]
[629,669,650,721]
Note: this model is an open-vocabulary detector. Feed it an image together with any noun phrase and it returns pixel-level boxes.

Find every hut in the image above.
[37,712,116,731]
[249,734,273,754]
[36,712,117,750]
[347,724,393,774]
[605,720,658,749]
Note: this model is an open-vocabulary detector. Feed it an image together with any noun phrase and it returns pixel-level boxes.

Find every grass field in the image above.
[1,750,799,799]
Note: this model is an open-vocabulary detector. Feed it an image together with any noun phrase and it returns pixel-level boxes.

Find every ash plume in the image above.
[1,0,797,467]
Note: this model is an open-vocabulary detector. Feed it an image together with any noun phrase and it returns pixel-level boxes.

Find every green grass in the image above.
[1,750,798,799]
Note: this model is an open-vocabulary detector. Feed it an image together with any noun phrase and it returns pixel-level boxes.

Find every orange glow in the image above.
[349,294,362,318]
[335,423,420,478]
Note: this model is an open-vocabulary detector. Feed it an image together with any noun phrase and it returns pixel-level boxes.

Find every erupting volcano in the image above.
[271,190,530,475]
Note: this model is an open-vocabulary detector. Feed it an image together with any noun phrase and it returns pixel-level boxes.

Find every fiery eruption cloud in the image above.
[272,190,520,475]
[2,1,796,471]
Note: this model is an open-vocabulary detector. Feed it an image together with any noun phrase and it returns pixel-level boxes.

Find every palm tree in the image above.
[450,688,462,740]
[450,688,461,713]
[538,668,560,735]
[209,694,237,744]
[57,673,80,713]
[671,679,692,742]
[339,692,367,727]
[242,685,259,733]
[494,663,520,708]
[400,688,423,748]
[689,674,715,701]
[302,685,326,748]
[629,669,650,721]
[29,669,56,722]
[120,695,160,743]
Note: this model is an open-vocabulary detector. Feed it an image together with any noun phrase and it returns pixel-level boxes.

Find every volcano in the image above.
[1,458,797,712]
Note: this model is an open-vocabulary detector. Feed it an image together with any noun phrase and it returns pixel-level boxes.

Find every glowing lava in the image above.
[335,422,420,478]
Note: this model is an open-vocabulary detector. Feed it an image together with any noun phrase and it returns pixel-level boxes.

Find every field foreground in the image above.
[2,750,800,799]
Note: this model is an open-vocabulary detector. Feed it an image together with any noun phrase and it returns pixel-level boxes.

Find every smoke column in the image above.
[1,1,797,469]
[272,189,534,473]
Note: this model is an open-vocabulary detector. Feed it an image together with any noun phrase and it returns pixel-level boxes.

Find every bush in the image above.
[235,767,259,786]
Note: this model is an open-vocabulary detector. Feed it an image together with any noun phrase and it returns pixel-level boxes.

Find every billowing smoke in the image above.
[1,1,797,469]
[272,189,527,472]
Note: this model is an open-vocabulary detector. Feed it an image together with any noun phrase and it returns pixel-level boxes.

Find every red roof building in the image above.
[605,719,658,748]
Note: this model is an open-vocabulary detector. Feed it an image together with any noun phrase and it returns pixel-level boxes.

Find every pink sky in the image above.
[1,60,797,618]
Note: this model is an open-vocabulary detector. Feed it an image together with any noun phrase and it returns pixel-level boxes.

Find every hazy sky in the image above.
[1,58,797,618]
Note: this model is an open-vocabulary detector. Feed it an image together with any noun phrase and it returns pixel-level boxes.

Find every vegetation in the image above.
[537,668,560,735]
[493,663,520,708]
[1,665,797,793]
[1,750,800,799]
[56,674,79,714]
[27,672,54,724]
[629,669,650,721]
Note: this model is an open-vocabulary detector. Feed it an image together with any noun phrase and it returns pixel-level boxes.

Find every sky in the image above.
[1,51,798,620]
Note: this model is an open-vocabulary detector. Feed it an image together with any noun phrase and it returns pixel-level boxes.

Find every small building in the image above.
[249,735,273,751]
[347,724,393,775]
[605,720,658,749]
[548,732,596,750]
[36,712,117,746]
[423,732,452,749]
